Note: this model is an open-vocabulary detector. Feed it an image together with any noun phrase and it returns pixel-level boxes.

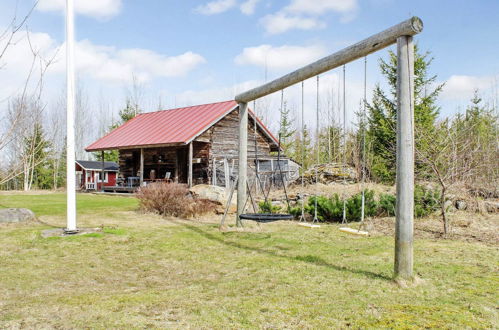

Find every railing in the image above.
[86,182,96,190]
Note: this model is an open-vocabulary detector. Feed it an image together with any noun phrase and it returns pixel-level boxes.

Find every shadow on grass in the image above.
[178,222,392,281]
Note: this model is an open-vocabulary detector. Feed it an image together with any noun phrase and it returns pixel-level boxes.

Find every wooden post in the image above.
[395,35,415,280]
[101,150,105,192]
[224,158,230,190]
[237,102,248,226]
[212,157,217,186]
[139,148,144,187]
[188,142,193,188]
[175,149,179,183]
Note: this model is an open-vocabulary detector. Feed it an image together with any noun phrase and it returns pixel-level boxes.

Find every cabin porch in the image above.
[117,142,210,188]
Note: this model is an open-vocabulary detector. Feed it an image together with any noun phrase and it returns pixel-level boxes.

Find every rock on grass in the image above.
[0,208,36,223]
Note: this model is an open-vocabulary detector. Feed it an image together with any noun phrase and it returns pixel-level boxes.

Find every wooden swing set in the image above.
[224,16,423,280]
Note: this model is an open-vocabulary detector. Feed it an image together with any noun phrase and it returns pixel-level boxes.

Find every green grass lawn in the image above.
[0,192,138,217]
[0,192,497,328]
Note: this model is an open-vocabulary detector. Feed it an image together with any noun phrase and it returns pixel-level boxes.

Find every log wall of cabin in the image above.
[195,109,274,161]
[195,109,276,184]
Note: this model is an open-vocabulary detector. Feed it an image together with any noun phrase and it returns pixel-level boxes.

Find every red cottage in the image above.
[75,160,119,191]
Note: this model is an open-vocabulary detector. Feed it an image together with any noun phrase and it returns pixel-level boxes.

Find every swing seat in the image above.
[339,227,369,236]
[239,213,294,223]
[298,223,321,228]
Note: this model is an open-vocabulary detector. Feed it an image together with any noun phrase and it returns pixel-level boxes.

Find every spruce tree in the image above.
[23,123,51,189]
[291,125,312,170]
[278,101,296,154]
[366,44,443,183]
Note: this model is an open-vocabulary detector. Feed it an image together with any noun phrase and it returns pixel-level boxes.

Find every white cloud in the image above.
[285,0,357,15]
[196,0,237,15]
[235,44,327,71]
[37,0,122,19]
[240,0,261,15]
[115,48,206,81]
[0,29,206,102]
[260,13,325,35]
[261,0,358,34]
[441,75,496,100]
[57,40,206,84]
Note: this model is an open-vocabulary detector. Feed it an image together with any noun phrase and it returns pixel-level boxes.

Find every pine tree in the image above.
[23,123,51,190]
[278,101,296,154]
[366,44,443,183]
[118,98,141,123]
[291,125,312,170]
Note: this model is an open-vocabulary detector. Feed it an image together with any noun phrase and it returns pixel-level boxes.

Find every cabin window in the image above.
[257,159,289,172]
[274,160,289,171]
[98,172,108,183]
[257,160,272,172]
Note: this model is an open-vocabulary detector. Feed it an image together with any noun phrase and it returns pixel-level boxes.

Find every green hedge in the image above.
[291,186,440,222]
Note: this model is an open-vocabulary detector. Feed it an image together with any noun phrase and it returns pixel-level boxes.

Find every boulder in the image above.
[190,184,236,213]
[0,208,36,223]
[190,184,227,205]
[455,200,467,210]
[444,200,455,212]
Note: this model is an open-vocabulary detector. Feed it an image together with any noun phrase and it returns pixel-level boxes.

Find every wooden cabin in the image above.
[85,100,299,190]
[75,160,118,191]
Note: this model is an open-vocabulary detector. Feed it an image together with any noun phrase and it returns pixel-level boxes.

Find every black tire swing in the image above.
[239,213,293,222]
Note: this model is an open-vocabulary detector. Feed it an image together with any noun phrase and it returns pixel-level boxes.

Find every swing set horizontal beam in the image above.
[235,16,423,103]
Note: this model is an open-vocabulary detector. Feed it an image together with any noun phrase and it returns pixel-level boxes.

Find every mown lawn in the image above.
[0,192,138,217]
[0,192,497,328]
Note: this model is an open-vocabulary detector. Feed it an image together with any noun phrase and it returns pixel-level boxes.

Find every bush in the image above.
[306,194,343,222]
[376,186,440,218]
[306,190,378,222]
[378,193,396,216]
[289,204,304,219]
[136,182,215,217]
[346,190,378,221]
[414,185,440,218]
[299,187,441,222]
[258,200,281,213]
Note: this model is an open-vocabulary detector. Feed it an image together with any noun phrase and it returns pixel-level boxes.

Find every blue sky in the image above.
[1,0,498,136]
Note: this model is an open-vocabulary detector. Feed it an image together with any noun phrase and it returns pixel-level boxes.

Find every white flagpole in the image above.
[66,0,77,232]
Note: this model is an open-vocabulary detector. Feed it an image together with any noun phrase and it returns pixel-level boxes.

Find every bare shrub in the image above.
[136,182,216,218]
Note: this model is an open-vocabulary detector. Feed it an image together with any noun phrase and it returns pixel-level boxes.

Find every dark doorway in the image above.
[176,147,188,183]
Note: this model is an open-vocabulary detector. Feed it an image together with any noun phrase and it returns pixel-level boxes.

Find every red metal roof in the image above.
[85,100,278,151]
